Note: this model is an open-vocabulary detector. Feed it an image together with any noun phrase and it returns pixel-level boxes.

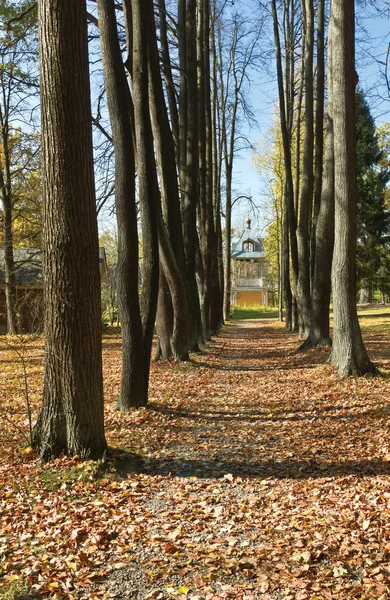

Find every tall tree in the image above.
[96,0,145,409]
[296,0,314,338]
[33,0,106,458]
[179,0,204,350]
[330,0,376,376]
[311,0,325,279]
[132,0,159,400]
[218,11,262,322]
[147,1,190,361]
[299,0,333,350]
[0,1,39,333]
[271,0,299,330]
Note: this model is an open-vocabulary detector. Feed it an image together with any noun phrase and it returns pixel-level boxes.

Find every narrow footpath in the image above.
[2,318,390,600]
[100,318,390,599]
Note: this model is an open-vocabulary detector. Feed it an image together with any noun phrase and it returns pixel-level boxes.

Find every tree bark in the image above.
[146,0,190,361]
[97,0,145,410]
[296,0,314,339]
[0,110,18,334]
[300,113,334,349]
[203,0,221,335]
[33,0,106,459]
[132,0,160,399]
[359,284,373,305]
[311,0,325,280]
[272,0,298,331]
[330,0,376,376]
[157,0,180,161]
[181,0,204,350]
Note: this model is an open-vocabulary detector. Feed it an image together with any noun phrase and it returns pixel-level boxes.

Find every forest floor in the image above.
[1,307,390,599]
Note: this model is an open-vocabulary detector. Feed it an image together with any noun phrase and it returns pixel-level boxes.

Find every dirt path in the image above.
[2,319,390,599]
[100,319,390,599]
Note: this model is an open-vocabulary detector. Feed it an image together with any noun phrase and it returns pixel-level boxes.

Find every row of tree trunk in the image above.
[33,0,232,457]
[32,0,377,460]
[272,0,376,376]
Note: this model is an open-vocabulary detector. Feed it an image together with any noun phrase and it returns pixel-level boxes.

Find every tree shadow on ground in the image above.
[147,401,390,424]
[114,453,390,481]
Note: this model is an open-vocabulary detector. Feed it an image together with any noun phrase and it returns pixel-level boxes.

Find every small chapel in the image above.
[231,218,276,307]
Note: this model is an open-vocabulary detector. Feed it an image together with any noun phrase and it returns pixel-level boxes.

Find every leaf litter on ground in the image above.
[1,310,390,599]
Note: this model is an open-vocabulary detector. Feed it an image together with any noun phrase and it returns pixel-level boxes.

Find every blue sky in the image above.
[230,5,390,234]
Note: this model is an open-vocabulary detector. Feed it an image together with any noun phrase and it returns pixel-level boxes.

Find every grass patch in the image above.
[34,459,109,491]
[0,581,34,600]
[231,304,278,320]
[357,305,390,336]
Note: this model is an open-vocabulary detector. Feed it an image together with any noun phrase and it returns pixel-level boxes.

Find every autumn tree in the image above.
[96,0,145,409]
[178,0,204,349]
[271,0,300,330]
[33,0,106,458]
[296,0,314,338]
[301,0,333,350]
[146,0,190,361]
[0,0,39,333]
[330,0,376,376]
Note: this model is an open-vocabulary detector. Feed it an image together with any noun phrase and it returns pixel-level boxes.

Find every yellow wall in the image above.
[235,291,265,306]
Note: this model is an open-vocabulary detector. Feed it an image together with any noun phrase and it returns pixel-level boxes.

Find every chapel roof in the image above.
[231,218,265,259]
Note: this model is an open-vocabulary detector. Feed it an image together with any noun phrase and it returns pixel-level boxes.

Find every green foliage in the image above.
[356,90,390,295]
[99,230,118,326]
[231,304,278,320]
[0,580,31,600]
[0,1,41,247]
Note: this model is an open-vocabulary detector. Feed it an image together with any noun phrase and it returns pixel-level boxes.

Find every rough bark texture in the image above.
[97,0,145,410]
[181,0,204,350]
[157,0,180,160]
[157,210,190,361]
[311,0,325,280]
[300,114,334,350]
[330,0,376,376]
[146,2,190,361]
[0,114,18,334]
[203,0,221,336]
[132,0,160,400]
[197,0,209,339]
[33,0,106,459]
[272,0,298,330]
[155,270,174,361]
[296,0,314,339]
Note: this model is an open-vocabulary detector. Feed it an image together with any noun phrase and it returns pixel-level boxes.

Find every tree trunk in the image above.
[211,0,224,329]
[132,0,160,399]
[330,0,376,376]
[203,0,221,335]
[282,180,293,329]
[97,0,145,410]
[300,114,334,349]
[157,0,180,160]
[296,0,314,339]
[0,120,18,334]
[272,0,298,331]
[33,0,106,460]
[146,0,190,361]
[224,163,233,321]
[157,209,190,361]
[155,270,173,361]
[197,0,210,339]
[311,0,325,281]
[181,0,204,350]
